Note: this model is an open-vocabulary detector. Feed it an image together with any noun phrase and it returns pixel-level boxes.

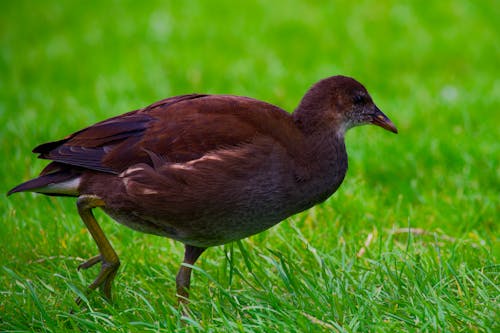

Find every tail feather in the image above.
[8,171,81,197]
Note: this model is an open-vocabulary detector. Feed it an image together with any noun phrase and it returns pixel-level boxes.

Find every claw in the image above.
[75,256,120,304]
[78,255,102,271]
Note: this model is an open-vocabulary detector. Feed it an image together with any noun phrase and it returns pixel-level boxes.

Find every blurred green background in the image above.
[1,1,498,332]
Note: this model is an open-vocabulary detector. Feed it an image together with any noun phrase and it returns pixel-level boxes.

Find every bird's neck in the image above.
[288,127,348,214]
[292,105,348,173]
[304,128,348,183]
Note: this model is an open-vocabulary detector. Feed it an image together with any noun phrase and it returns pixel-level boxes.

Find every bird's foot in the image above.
[75,254,120,305]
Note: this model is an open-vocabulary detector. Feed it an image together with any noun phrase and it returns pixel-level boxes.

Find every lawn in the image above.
[0,0,498,332]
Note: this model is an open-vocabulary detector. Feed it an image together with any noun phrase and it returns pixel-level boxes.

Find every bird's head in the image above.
[294,75,398,136]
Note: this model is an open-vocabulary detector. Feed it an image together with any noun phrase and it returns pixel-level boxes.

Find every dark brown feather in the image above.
[32,94,303,175]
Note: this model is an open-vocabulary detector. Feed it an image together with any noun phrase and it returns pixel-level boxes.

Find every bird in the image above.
[8,75,397,304]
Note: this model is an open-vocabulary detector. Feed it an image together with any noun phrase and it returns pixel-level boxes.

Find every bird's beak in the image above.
[370,106,398,134]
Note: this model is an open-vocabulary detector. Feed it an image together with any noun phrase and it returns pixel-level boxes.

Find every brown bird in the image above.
[8,75,397,304]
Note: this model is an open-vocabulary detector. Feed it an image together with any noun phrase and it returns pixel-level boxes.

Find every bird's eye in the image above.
[353,94,365,104]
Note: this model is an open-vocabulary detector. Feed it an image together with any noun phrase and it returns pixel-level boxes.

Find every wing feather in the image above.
[32,93,302,175]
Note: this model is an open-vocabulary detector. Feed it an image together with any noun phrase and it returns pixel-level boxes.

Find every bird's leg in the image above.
[176,245,206,304]
[75,195,120,304]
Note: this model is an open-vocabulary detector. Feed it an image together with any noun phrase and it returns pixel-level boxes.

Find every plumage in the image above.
[8,75,397,304]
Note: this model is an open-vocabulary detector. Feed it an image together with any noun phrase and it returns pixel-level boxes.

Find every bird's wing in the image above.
[34,94,302,174]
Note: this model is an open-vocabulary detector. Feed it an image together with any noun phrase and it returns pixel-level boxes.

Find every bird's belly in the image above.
[102,207,180,238]
[103,203,288,247]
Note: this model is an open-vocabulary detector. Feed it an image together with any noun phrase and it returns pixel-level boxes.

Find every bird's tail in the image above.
[8,170,81,197]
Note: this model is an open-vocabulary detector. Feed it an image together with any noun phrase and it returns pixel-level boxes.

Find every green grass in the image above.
[1,0,498,331]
